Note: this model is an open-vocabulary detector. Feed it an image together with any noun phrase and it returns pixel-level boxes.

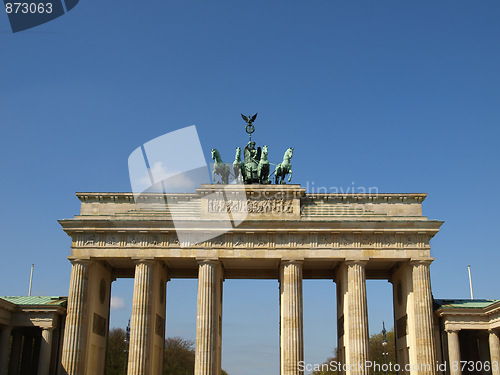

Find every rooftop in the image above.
[0,296,67,307]
[434,299,500,310]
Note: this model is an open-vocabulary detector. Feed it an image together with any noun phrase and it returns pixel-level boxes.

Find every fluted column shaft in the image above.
[37,328,53,375]
[61,260,90,375]
[0,326,12,375]
[346,261,369,375]
[195,260,222,375]
[411,260,436,375]
[489,330,500,375]
[280,260,304,375]
[127,260,154,375]
[447,330,461,375]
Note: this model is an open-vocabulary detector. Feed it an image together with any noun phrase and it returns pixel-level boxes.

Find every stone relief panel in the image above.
[380,234,395,248]
[105,234,119,247]
[169,233,180,247]
[148,234,161,247]
[254,233,270,248]
[275,233,290,248]
[317,233,332,248]
[295,233,311,248]
[361,234,375,247]
[127,233,142,246]
[338,234,355,248]
[84,234,96,246]
[208,198,294,214]
[232,233,246,247]
[210,235,226,248]
[404,235,418,248]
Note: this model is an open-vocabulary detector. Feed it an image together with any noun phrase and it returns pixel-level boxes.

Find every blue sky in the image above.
[1,1,499,374]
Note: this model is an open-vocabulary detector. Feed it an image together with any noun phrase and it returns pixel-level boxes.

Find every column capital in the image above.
[489,329,499,335]
[131,258,155,265]
[345,259,368,267]
[410,258,434,267]
[196,258,221,266]
[280,258,304,266]
[69,258,92,266]
[446,328,461,334]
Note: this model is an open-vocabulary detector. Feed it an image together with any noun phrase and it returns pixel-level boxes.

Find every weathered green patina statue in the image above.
[211,148,230,184]
[244,140,261,183]
[275,147,293,184]
[232,147,244,183]
[258,145,270,184]
[211,114,294,184]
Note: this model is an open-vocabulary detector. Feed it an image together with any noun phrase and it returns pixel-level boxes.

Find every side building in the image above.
[0,296,67,375]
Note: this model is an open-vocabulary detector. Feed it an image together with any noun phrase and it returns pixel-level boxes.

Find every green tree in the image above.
[105,328,128,375]
[106,331,229,375]
[313,328,397,375]
[369,328,396,375]
[163,337,195,375]
[312,348,338,375]
[162,336,229,375]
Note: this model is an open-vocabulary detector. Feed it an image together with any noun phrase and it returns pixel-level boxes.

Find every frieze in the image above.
[362,234,375,247]
[317,233,332,248]
[127,233,142,246]
[148,235,161,247]
[75,231,430,249]
[254,234,270,248]
[275,233,290,247]
[232,233,246,247]
[295,233,311,248]
[105,234,119,247]
[211,235,226,248]
[170,233,180,247]
[84,234,96,246]
[338,234,356,248]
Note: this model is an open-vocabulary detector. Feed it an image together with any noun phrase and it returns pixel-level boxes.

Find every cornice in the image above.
[75,191,427,203]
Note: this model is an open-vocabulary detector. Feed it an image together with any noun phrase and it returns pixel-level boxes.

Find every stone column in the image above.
[489,330,500,375]
[280,260,304,375]
[346,260,369,375]
[8,330,23,375]
[0,326,12,375]
[194,259,223,375]
[37,328,53,375]
[410,260,436,375]
[127,259,154,375]
[446,330,461,375]
[61,259,90,375]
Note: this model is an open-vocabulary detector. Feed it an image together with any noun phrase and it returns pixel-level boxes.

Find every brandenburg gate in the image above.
[58,184,443,375]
